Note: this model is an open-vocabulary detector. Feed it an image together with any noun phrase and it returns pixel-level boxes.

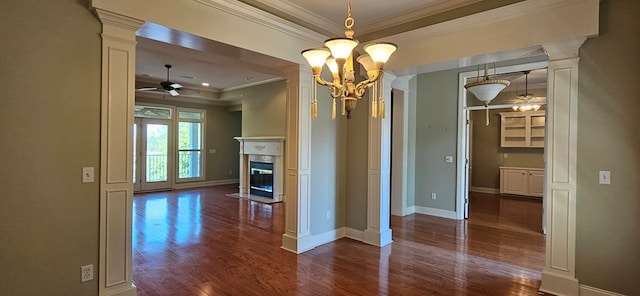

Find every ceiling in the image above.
[134,0,541,105]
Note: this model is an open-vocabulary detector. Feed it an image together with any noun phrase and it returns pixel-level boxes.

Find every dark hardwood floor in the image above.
[133,186,545,296]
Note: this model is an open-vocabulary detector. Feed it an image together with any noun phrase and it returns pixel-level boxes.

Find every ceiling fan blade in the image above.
[168,89,179,96]
[137,87,157,91]
[170,83,183,89]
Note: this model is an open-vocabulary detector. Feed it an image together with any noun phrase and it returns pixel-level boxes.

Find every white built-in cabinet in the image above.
[500,111,546,148]
[499,167,544,197]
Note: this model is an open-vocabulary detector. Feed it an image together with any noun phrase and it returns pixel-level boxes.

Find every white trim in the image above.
[414,206,458,220]
[192,0,326,45]
[456,61,549,220]
[344,228,365,242]
[470,187,499,194]
[173,179,239,189]
[310,228,346,247]
[579,285,626,296]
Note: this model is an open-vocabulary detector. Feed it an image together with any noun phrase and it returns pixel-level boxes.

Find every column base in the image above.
[363,228,393,247]
[281,233,315,254]
[540,270,579,296]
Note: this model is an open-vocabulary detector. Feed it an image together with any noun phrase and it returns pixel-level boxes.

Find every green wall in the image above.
[575,0,640,293]
[135,98,242,181]
[310,88,347,235]
[345,93,371,230]
[414,70,460,211]
[0,0,101,295]
[222,80,287,137]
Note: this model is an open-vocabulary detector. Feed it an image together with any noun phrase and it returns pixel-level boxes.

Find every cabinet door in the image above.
[501,169,528,195]
[528,170,544,197]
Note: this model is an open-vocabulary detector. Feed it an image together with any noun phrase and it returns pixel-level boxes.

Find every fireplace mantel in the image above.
[234,137,285,202]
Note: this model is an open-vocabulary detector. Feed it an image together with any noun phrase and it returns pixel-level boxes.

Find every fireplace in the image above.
[234,137,285,202]
[249,160,273,198]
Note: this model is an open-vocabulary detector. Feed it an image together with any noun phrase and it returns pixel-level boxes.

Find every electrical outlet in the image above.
[431,192,437,200]
[326,210,331,220]
[228,169,233,175]
[599,170,611,185]
[445,155,453,163]
[81,264,93,282]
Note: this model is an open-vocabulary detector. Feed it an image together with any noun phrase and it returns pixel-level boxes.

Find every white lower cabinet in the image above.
[499,167,544,197]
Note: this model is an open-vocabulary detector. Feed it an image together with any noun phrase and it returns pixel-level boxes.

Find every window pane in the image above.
[178,122,201,150]
[179,111,202,120]
[135,105,172,119]
[179,151,201,179]
[146,124,169,182]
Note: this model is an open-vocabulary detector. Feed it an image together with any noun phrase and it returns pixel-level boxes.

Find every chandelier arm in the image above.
[314,75,336,88]
[353,72,380,97]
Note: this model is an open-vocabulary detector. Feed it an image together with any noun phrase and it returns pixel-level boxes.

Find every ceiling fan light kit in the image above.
[301,0,397,119]
[512,70,541,112]
[160,64,182,96]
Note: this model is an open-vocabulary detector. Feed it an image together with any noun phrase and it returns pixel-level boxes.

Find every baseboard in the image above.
[173,179,239,189]
[579,285,626,296]
[311,228,346,247]
[540,271,579,296]
[100,284,137,296]
[344,227,365,242]
[414,206,457,220]
[470,186,500,194]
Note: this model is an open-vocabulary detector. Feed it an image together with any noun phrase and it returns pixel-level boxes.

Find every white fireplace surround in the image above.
[235,137,285,202]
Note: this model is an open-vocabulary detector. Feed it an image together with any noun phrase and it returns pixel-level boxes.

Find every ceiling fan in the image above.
[137,64,183,96]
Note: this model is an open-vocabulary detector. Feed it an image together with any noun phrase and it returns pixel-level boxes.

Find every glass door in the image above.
[134,118,173,192]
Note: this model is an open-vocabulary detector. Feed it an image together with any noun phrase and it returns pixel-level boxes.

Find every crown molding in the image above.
[358,0,483,35]
[193,0,327,44]
[386,0,592,45]
[249,0,344,35]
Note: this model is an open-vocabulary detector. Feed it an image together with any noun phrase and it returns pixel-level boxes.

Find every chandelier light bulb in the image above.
[364,42,397,64]
[324,38,359,60]
[302,48,331,69]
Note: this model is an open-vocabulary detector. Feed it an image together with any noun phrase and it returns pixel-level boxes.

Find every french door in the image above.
[134,118,173,192]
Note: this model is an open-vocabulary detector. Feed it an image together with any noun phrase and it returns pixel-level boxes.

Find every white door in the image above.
[134,118,173,192]
[464,111,471,219]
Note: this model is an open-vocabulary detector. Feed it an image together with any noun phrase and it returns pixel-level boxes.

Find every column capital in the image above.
[94,9,144,41]
[543,37,587,61]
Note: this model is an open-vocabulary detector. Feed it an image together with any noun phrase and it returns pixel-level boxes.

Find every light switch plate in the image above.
[82,167,94,183]
[599,170,610,185]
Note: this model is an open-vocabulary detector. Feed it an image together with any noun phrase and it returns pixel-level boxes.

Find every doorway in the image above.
[456,61,548,234]
[134,117,173,192]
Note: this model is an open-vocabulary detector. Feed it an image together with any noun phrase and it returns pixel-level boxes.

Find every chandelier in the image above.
[512,71,541,112]
[464,63,510,125]
[301,0,397,119]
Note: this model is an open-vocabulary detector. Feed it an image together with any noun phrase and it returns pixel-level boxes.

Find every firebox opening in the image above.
[249,161,274,198]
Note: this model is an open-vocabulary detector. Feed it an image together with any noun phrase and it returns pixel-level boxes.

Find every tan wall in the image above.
[575,0,640,293]
[135,98,242,181]
[0,0,102,295]
[222,80,287,137]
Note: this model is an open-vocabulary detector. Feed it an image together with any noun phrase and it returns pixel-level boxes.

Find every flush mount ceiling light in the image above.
[301,0,397,119]
[464,63,510,125]
[512,71,541,112]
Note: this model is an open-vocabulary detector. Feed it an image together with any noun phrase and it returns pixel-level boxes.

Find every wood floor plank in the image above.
[133,186,546,295]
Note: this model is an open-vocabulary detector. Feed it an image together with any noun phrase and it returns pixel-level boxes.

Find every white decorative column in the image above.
[281,65,314,253]
[539,38,586,296]
[94,9,143,296]
[364,73,396,247]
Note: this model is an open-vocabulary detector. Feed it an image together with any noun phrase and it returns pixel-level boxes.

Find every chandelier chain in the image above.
[344,0,355,38]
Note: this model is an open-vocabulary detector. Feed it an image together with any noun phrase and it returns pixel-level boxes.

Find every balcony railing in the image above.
[146,154,167,182]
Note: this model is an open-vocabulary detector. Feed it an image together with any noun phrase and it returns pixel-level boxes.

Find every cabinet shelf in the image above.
[500,111,546,148]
